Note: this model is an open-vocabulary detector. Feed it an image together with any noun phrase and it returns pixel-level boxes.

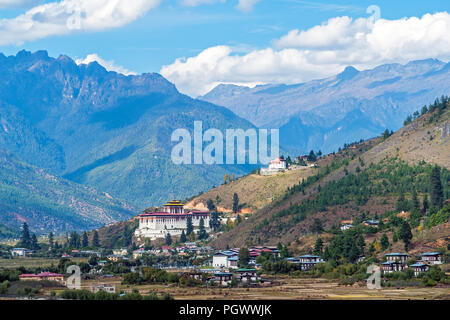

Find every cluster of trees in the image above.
[404,95,449,126]
[59,289,173,300]
[17,223,39,250]
[258,158,448,237]
[122,268,202,287]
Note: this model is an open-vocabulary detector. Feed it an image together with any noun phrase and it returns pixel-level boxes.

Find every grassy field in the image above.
[186,167,318,213]
[0,257,88,269]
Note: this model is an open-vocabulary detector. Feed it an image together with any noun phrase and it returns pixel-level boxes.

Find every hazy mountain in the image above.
[0,148,135,234]
[201,59,450,154]
[0,50,256,208]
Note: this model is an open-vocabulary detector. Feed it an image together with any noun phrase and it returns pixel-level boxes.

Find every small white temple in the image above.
[260,156,287,175]
[134,200,211,240]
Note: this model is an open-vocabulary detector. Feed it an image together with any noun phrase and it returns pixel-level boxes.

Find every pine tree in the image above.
[165,233,172,246]
[186,216,193,235]
[19,222,31,248]
[311,218,323,234]
[380,233,390,251]
[430,166,443,209]
[180,230,186,243]
[81,232,89,248]
[31,234,39,250]
[308,150,317,162]
[357,235,365,253]
[396,193,409,212]
[422,194,429,214]
[198,218,207,240]
[92,230,100,247]
[206,199,216,211]
[48,232,54,247]
[313,238,323,255]
[232,193,239,213]
[122,225,131,247]
[411,189,420,211]
[399,221,413,251]
[238,247,250,267]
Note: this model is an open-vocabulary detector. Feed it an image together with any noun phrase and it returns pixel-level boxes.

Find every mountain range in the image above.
[200,59,450,154]
[0,50,256,211]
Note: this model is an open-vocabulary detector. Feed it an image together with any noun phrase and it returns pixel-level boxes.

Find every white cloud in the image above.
[0,0,161,46]
[236,0,260,13]
[75,53,136,76]
[180,0,259,12]
[161,12,450,97]
[0,0,40,9]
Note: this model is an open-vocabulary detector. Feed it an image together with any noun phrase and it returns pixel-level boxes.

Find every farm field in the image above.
[41,276,450,300]
[0,257,88,269]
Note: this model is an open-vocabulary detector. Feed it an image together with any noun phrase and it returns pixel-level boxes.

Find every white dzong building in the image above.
[260,156,287,175]
[134,200,211,240]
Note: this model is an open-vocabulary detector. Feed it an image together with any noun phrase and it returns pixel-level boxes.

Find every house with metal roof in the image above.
[419,252,443,265]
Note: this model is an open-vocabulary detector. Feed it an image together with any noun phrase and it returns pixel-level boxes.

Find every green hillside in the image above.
[211,98,450,248]
[0,148,135,234]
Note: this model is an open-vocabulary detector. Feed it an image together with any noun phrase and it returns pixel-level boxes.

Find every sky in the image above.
[0,0,449,96]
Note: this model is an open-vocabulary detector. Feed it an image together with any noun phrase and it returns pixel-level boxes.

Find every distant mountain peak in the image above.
[337,66,359,80]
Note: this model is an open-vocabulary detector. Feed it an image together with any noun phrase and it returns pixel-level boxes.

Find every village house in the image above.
[91,283,116,294]
[213,272,233,286]
[133,248,148,259]
[363,219,379,227]
[409,263,430,276]
[113,248,128,256]
[380,261,405,273]
[19,272,64,284]
[298,254,322,263]
[341,224,353,231]
[419,252,443,265]
[235,269,259,283]
[385,253,410,264]
[107,254,127,262]
[212,250,239,269]
[10,248,33,257]
[135,200,211,240]
[286,255,324,271]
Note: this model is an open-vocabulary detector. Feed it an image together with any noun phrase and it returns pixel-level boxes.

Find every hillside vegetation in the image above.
[0,148,135,234]
[187,139,377,213]
[211,98,449,248]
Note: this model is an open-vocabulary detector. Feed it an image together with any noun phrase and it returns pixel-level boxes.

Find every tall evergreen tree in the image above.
[206,199,216,211]
[232,193,239,213]
[198,218,207,240]
[307,150,317,162]
[122,225,132,247]
[209,211,220,231]
[238,247,250,267]
[19,222,31,248]
[411,189,420,211]
[48,232,54,247]
[399,221,413,251]
[422,194,429,214]
[311,218,323,234]
[186,216,193,235]
[430,166,444,209]
[180,230,186,243]
[165,232,172,246]
[31,234,39,250]
[357,235,365,253]
[313,238,323,256]
[92,230,100,247]
[380,233,390,251]
[81,232,89,248]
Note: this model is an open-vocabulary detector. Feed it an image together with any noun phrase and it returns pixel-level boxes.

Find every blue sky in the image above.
[0,0,449,95]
